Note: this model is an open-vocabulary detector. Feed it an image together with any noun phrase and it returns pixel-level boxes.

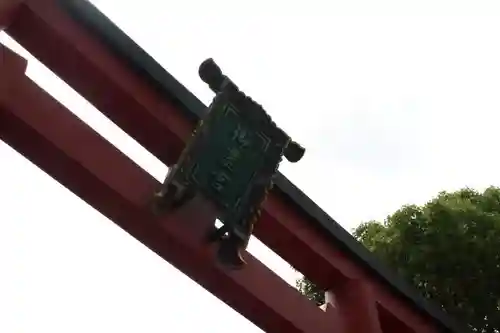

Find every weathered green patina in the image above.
[154,59,305,269]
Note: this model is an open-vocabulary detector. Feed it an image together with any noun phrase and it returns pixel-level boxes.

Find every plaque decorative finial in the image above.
[153,58,305,269]
[199,58,226,93]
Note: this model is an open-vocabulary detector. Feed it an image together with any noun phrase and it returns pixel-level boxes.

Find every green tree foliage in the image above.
[297,187,500,332]
[296,276,325,306]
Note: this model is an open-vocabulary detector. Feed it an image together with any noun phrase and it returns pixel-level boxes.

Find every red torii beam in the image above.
[0,44,333,333]
[0,0,466,332]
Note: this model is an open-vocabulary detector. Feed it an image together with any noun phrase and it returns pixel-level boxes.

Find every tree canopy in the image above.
[297,187,500,332]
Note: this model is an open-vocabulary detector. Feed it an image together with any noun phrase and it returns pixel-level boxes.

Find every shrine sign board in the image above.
[155,59,305,268]
[178,92,290,240]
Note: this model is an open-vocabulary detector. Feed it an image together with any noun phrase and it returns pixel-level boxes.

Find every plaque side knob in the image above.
[199,58,225,93]
[284,141,305,163]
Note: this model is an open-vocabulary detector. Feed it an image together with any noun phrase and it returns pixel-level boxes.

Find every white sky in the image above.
[2,0,500,331]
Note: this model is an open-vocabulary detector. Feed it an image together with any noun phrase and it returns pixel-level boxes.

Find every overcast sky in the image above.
[2,0,500,332]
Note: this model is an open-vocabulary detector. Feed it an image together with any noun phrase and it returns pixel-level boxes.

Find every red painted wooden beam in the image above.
[0,44,338,333]
[0,1,454,332]
[3,0,356,287]
[0,0,20,28]
[4,0,193,166]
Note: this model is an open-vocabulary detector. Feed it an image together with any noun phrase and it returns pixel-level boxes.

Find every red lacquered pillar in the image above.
[336,280,384,333]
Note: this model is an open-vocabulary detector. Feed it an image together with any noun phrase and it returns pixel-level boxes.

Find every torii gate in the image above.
[0,0,466,332]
